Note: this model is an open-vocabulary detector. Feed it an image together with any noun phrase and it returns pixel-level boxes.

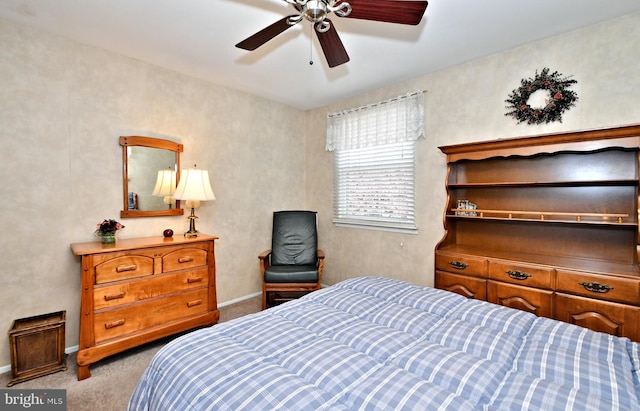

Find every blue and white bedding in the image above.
[128,276,640,410]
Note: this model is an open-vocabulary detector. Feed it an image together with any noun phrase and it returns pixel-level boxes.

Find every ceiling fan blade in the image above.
[338,0,428,25]
[316,20,350,68]
[235,16,299,51]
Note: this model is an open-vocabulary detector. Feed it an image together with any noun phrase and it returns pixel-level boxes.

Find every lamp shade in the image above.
[173,167,216,201]
[151,169,177,197]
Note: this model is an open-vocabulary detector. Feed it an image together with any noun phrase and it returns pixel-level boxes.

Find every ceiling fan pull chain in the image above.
[309,24,314,65]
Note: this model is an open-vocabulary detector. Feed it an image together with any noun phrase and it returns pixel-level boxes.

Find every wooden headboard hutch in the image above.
[435,124,640,342]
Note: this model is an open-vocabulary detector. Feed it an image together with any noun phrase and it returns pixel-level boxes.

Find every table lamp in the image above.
[173,164,216,237]
[151,168,177,209]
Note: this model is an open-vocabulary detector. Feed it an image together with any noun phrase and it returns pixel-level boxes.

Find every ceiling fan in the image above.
[235,0,429,68]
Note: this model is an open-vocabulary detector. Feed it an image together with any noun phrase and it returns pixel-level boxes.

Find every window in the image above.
[326,91,424,233]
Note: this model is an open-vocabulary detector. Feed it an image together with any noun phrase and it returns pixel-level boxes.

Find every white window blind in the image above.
[326,91,424,233]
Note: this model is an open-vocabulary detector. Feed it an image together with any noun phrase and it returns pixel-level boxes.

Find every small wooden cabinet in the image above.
[7,311,67,386]
[435,125,640,342]
[71,234,219,380]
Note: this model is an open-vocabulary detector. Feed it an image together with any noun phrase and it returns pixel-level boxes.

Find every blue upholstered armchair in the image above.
[259,211,325,309]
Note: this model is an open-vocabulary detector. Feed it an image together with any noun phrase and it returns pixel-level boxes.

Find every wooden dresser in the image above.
[435,125,640,342]
[71,234,218,380]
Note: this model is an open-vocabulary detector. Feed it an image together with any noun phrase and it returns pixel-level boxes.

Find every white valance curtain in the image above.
[325,91,425,151]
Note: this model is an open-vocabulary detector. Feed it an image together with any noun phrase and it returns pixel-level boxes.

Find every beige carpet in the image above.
[0,296,262,411]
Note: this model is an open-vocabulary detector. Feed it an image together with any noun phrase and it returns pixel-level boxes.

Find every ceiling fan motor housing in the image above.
[303,0,328,22]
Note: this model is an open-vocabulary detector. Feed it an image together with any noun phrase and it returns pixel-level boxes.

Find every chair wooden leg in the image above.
[262,286,267,310]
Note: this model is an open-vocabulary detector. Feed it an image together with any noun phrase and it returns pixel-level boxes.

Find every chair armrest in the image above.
[258,249,272,260]
[258,249,272,274]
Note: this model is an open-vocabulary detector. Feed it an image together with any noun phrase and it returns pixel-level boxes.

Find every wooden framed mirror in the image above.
[120,136,184,218]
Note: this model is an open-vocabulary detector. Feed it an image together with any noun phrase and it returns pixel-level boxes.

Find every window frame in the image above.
[326,91,424,234]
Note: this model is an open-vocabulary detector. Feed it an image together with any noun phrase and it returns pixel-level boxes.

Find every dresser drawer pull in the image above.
[104,292,125,301]
[104,319,125,329]
[579,281,614,293]
[178,256,195,264]
[115,264,137,273]
[506,270,531,280]
[187,277,203,283]
[448,261,469,270]
[187,299,203,308]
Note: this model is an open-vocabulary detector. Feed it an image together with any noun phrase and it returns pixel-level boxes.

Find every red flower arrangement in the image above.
[95,219,125,236]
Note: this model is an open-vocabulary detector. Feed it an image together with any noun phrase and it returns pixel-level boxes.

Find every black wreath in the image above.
[505,67,578,125]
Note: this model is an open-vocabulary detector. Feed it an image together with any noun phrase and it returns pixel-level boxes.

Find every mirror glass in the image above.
[120,136,184,218]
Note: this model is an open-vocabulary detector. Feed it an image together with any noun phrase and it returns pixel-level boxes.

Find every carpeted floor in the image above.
[0,296,262,411]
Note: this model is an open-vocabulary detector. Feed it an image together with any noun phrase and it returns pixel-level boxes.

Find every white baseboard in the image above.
[0,292,264,376]
[218,291,262,307]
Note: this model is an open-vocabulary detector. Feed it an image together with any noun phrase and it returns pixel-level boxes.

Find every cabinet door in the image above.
[487,281,553,318]
[435,271,486,300]
[555,293,640,341]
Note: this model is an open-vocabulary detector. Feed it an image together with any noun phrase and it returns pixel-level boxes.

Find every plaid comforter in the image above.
[128,276,640,410]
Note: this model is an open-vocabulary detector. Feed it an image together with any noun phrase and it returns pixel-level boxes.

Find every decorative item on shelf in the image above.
[455,200,468,216]
[94,219,125,244]
[173,164,216,238]
[455,200,477,216]
[163,229,174,238]
[467,202,477,216]
[152,167,177,209]
[505,67,578,125]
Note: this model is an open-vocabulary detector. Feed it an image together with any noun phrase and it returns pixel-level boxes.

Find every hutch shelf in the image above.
[435,124,640,342]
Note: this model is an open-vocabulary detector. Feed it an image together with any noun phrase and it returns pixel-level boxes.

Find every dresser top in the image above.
[71,234,218,256]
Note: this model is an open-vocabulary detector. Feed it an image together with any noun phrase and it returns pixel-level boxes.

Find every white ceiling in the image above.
[2,0,640,110]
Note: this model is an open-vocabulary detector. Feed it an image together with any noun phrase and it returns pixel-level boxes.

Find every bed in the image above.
[128,276,640,410]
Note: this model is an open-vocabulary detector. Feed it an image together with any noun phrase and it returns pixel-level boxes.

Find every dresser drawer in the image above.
[94,254,155,284]
[94,288,209,343]
[488,261,554,289]
[556,270,640,305]
[93,268,209,310]
[435,252,487,277]
[163,245,209,272]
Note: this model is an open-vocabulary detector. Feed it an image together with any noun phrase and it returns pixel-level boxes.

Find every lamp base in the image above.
[184,231,199,238]
[184,207,199,238]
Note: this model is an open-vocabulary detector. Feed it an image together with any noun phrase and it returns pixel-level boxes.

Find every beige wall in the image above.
[305,12,640,288]
[1,12,639,370]
[0,18,306,369]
